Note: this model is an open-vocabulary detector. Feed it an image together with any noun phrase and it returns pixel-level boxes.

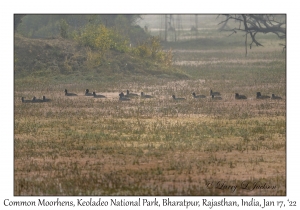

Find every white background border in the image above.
[1,1,298,209]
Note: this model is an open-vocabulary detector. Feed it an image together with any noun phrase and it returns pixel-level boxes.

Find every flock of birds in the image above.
[21,88,283,103]
[172,91,282,101]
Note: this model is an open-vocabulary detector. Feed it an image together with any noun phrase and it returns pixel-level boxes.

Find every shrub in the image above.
[132,36,173,67]
[60,19,69,38]
[75,24,129,53]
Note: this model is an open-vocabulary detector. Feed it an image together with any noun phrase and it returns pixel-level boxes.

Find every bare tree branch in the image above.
[217,14,286,55]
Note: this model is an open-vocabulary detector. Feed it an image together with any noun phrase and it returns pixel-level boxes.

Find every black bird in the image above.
[271,94,282,100]
[42,96,51,102]
[235,93,247,100]
[126,90,139,97]
[21,97,32,103]
[65,89,77,96]
[256,92,270,99]
[32,96,44,103]
[212,94,222,100]
[192,92,206,98]
[119,92,130,101]
[93,92,106,98]
[172,95,186,100]
[85,89,93,96]
[210,89,221,96]
[141,92,153,98]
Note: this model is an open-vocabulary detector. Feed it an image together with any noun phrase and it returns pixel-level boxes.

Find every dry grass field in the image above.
[14,31,286,195]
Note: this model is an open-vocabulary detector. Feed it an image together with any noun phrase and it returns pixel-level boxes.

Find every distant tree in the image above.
[60,19,69,38]
[96,15,141,28]
[14,14,26,31]
[218,14,286,55]
[16,15,144,41]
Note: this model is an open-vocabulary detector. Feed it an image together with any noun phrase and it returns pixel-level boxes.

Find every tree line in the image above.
[15,15,147,45]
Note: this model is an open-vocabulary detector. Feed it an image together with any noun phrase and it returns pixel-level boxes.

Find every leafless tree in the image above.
[218,14,286,55]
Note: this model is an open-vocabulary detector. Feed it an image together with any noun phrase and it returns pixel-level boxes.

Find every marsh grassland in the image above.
[14,32,286,195]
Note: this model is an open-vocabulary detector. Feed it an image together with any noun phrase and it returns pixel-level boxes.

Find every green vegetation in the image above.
[14,15,286,196]
[75,24,126,52]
